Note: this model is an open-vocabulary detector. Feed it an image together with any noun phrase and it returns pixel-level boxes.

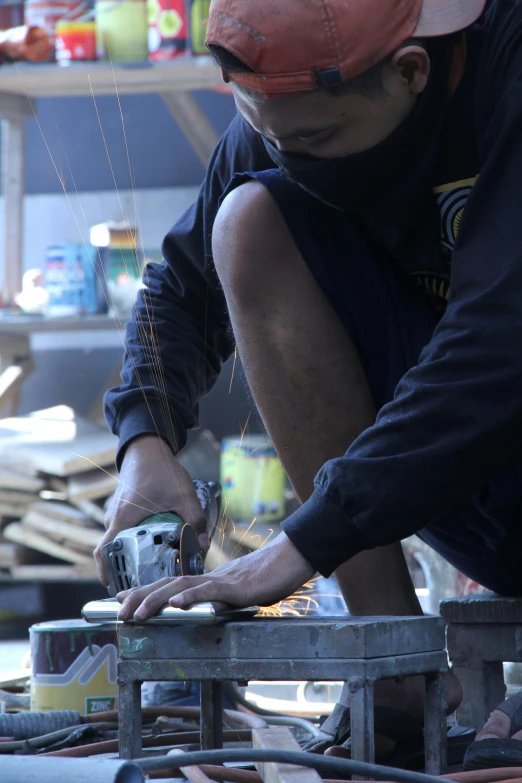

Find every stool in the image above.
[440,594,522,730]
[117,614,448,773]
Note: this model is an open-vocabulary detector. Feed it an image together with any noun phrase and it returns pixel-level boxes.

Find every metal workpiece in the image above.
[0,756,144,783]
[117,615,448,772]
[83,599,217,626]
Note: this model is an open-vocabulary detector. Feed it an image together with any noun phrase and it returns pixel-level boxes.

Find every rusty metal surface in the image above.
[118,615,445,662]
[118,651,447,685]
[440,594,522,624]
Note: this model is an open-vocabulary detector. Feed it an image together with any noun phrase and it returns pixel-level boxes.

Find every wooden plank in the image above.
[3,522,94,564]
[0,489,38,517]
[22,509,102,550]
[0,542,16,567]
[162,91,218,165]
[67,468,117,503]
[10,564,97,580]
[1,430,118,477]
[0,59,222,98]
[25,501,91,526]
[252,728,322,783]
[0,490,39,505]
[1,112,25,295]
[167,750,214,783]
[73,499,106,525]
[0,468,45,493]
[0,669,30,688]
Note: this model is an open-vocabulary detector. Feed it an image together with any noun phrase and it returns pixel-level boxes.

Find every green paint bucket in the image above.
[220,435,286,522]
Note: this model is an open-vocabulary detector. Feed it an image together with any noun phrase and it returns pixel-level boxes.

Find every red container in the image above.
[148,0,186,60]
[55,20,96,61]
[24,0,89,33]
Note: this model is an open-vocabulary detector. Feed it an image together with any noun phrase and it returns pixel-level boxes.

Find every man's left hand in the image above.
[116,532,315,621]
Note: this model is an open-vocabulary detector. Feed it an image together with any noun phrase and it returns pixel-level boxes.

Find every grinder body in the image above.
[101,479,221,597]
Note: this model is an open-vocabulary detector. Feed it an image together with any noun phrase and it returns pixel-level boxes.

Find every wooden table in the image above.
[0,313,120,417]
[0,58,223,295]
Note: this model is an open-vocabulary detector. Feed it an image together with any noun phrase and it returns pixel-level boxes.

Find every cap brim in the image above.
[414,0,486,37]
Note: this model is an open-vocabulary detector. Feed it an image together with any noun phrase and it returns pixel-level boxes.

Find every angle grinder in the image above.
[101,479,221,598]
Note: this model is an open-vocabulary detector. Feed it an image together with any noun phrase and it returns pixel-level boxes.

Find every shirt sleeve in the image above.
[104,115,271,469]
[282,74,522,577]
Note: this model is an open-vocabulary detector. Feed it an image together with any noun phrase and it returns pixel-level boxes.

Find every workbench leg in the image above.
[349,677,375,777]
[1,112,25,295]
[200,680,223,750]
[424,671,447,775]
[119,678,142,759]
[454,658,506,731]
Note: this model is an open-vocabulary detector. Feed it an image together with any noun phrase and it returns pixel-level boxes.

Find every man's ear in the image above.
[392,45,430,94]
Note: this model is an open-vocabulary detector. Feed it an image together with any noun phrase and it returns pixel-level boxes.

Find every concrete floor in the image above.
[0,639,30,673]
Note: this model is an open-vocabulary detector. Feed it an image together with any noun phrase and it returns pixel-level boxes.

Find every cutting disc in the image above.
[180,523,205,576]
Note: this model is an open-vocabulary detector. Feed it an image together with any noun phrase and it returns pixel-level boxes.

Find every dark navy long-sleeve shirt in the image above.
[105,0,522,577]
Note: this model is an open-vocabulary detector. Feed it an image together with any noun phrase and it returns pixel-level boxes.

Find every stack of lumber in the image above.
[0,405,118,580]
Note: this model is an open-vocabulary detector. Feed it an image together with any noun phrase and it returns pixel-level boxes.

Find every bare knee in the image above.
[212,180,296,302]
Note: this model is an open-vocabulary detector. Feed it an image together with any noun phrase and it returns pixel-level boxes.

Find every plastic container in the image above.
[44,244,98,316]
[55,20,96,61]
[220,435,286,523]
[24,0,89,34]
[187,0,209,55]
[148,0,186,60]
[96,0,148,62]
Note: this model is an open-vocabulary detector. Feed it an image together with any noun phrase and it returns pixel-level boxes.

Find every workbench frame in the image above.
[117,615,449,775]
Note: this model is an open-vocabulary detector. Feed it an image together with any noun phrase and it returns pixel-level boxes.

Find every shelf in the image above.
[0,56,224,294]
[0,314,119,334]
[0,56,223,98]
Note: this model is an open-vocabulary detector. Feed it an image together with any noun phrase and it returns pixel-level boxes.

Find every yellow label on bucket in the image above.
[220,435,286,523]
[30,620,119,716]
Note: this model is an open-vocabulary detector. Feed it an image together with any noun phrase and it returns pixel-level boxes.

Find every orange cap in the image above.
[206,0,486,95]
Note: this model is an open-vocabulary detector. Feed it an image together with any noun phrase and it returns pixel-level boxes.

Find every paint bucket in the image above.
[148,0,186,60]
[95,0,148,62]
[186,0,209,55]
[220,435,286,523]
[55,20,96,61]
[30,619,119,716]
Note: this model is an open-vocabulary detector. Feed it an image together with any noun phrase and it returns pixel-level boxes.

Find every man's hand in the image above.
[94,435,210,585]
[116,532,315,621]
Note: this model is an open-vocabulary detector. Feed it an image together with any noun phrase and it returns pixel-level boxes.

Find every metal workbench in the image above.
[117,614,448,773]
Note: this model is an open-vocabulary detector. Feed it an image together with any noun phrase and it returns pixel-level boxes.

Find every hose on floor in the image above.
[137,747,448,783]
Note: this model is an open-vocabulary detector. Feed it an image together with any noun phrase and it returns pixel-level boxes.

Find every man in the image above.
[100,0,522,760]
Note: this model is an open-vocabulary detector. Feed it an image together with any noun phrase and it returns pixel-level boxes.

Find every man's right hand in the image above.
[94,435,210,586]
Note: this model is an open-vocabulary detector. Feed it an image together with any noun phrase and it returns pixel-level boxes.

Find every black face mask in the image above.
[263,41,452,232]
